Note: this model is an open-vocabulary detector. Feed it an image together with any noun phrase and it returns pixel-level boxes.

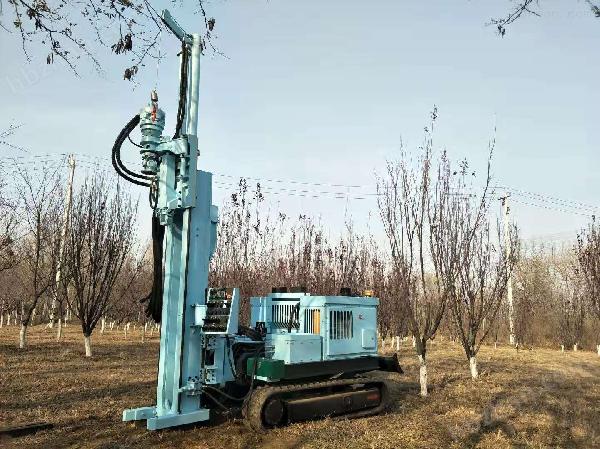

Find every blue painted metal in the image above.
[122,9,384,431]
[122,10,215,430]
[250,293,379,363]
[267,333,322,364]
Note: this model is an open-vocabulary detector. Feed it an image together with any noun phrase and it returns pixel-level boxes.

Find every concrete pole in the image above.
[502,195,515,346]
[51,155,76,330]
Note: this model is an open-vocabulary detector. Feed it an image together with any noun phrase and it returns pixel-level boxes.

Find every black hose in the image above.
[111,115,150,187]
[142,215,165,323]
[202,389,229,412]
[203,385,247,403]
[174,42,189,139]
[112,116,166,322]
[112,114,154,184]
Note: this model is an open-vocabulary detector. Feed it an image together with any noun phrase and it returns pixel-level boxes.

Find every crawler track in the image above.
[243,377,391,431]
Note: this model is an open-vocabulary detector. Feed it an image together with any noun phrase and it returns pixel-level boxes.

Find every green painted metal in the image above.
[247,357,285,381]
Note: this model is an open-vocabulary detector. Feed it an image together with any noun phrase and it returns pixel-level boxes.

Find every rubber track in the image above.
[243,377,391,431]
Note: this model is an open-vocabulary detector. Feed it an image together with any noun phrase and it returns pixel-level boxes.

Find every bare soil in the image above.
[1,325,599,449]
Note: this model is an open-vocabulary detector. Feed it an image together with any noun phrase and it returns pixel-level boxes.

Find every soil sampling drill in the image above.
[115,10,402,431]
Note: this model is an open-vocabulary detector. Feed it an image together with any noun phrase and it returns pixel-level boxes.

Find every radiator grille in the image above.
[271,302,300,329]
[329,310,353,340]
[304,308,321,334]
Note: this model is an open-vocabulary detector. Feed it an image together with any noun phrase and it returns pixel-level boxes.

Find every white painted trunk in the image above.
[56,318,63,342]
[19,324,27,349]
[494,341,497,350]
[469,356,479,379]
[101,318,105,334]
[6,313,10,326]
[412,336,416,348]
[395,336,400,351]
[561,344,565,353]
[418,354,428,396]
[84,335,92,357]
[110,321,114,330]
[141,325,145,343]
[0,313,3,328]
[124,325,128,339]
[150,326,154,337]
[597,344,600,356]
[573,343,578,352]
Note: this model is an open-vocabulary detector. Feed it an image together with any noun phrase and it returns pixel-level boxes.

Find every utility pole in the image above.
[501,193,515,346]
[50,155,76,337]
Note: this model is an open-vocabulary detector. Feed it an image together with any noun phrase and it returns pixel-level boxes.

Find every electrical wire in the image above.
[7,150,600,217]
[498,185,600,214]
[510,197,595,218]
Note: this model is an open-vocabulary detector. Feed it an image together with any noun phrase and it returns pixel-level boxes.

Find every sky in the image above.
[1,0,598,246]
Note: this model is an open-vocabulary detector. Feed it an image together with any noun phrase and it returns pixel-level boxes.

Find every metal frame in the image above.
[123,10,216,430]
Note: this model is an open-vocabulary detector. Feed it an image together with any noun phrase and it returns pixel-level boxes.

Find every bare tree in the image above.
[376,109,449,396]
[438,150,519,378]
[577,218,600,355]
[63,174,136,356]
[490,0,599,37]
[1,0,217,78]
[512,244,554,347]
[553,255,586,352]
[13,163,63,348]
[0,177,17,274]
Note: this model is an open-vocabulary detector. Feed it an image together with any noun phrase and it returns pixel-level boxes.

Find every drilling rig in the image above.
[115,10,402,431]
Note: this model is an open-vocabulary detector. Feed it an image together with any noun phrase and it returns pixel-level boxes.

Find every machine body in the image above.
[119,10,401,432]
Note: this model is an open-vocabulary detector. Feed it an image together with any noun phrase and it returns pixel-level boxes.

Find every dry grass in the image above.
[1,325,599,449]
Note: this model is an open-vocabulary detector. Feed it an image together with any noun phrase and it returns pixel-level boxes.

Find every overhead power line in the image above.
[4,151,600,215]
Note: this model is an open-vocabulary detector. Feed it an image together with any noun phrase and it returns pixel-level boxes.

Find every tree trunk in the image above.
[19,323,27,349]
[395,336,400,351]
[0,312,3,328]
[84,335,92,357]
[141,323,146,343]
[418,354,428,396]
[597,344,600,356]
[573,343,578,352]
[101,317,105,334]
[469,356,479,379]
[56,318,63,342]
[561,344,564,353]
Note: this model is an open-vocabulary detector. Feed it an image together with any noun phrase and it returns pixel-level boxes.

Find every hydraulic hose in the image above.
[111,114,165,323]
[143,215,165,323]
[111,114,153,187]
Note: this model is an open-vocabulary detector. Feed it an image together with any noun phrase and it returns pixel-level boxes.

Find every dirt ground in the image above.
[1,325,599,449]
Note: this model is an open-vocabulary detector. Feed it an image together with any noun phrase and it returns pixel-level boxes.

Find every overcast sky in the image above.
[1,0,598,245]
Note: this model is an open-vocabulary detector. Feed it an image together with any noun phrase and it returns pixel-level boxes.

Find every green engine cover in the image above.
[246,357,285,381]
